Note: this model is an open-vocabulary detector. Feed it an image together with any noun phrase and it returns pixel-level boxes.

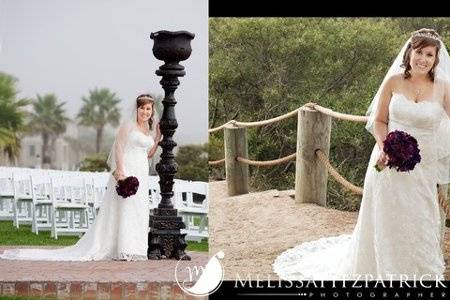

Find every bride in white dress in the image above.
[273,29,450,280]
[0,94,161,261]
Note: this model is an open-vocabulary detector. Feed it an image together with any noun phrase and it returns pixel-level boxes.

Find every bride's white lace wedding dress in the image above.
[273,93,448,280]
[0,123,154,261]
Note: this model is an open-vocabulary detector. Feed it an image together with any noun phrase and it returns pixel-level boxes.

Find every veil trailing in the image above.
[106,97,160,175]
[365,34,450,184]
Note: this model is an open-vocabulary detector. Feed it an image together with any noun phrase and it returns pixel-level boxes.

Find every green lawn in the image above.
[0,221,208,252]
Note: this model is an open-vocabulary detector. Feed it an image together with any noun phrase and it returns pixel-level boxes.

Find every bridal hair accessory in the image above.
[375,130,421,172]
[116,176,139,198]
[137,95,155,102]
[411,30,441,42]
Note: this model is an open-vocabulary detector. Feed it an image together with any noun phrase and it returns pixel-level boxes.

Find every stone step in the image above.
[0,281,205,299]
[0,247,209,299]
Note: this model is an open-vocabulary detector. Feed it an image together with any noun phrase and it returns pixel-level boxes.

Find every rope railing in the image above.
[208,158,225,165]
[315,149,364,195]
[236,153,296,167]
[208,108,299,133]
[304,103,369,123]
[208,102,449,221]
[208,103,369,135]
[208,121,235,133]
[208,104,369,165]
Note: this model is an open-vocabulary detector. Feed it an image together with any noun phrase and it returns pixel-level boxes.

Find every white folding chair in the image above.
[11,172,34,228]
[175,180,209,242]
[49,174,90,239]
[148,175,161,209]
[30,174,53,234]
[0,171,14,221]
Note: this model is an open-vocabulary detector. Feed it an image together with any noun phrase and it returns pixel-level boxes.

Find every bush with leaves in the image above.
[176,144,208,182]
[78,153,110,172]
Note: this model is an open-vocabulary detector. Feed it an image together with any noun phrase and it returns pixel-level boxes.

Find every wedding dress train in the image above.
[273,93,447,280]
[0,127,154,261]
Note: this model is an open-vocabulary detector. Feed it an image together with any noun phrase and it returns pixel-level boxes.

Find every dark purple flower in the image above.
[116,176,139,198]
[379,130,421,172]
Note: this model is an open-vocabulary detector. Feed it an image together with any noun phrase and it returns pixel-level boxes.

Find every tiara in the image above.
[138,96,154,101]
[412,31,441,42]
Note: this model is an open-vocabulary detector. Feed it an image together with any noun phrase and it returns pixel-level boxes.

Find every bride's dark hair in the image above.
[401,28,441,81]
[136,94,155,130]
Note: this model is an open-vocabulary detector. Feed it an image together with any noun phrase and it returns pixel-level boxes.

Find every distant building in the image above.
[6,121,86,170]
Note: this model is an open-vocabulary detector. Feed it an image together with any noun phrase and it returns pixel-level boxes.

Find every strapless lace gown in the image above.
[0,129,154,261]
[273,93,446,280]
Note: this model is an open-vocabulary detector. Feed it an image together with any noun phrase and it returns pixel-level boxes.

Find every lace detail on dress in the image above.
[273,234,351,280]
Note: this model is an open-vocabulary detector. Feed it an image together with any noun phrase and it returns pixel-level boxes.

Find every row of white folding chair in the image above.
[1,168,103,221]
[0,170,93,239]
[0,167,108,214]
[1,167,208,241]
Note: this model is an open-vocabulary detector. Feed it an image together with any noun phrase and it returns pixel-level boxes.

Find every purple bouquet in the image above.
[375,130,421,172]
[116,176,139,198]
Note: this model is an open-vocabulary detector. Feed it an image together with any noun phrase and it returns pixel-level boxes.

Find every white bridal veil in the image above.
[365,32,450,184]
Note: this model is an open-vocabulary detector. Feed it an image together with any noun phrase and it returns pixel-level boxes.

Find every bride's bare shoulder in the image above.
[385,73,404,89]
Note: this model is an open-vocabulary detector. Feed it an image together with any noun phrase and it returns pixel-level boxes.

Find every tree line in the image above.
[0,72,121,165]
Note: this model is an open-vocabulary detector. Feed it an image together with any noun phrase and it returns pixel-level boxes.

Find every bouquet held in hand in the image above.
[375,130,421,172]
[116,176,139,198]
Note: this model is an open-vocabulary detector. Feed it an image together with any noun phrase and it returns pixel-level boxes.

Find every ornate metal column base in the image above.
[147,208,189,260]
[147,30,195,260]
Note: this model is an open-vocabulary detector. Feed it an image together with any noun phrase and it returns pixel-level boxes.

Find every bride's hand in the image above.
[113,170,126,181]
[377,151,389,167]
[156,123,162,142]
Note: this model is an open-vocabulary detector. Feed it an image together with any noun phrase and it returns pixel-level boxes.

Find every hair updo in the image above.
[401,28,441,81]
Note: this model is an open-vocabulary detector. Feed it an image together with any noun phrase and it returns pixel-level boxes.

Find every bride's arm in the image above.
[443,81,450,118]
[113,123,129,180]
[373,76,395,151]
[148,123,162,159]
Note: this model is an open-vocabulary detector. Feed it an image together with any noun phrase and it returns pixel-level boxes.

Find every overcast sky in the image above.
[0,0,208,145]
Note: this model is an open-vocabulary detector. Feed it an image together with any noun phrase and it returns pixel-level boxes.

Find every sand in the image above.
[208,180,450,280]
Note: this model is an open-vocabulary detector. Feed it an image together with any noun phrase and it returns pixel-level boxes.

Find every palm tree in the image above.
[0,72,29,162]
[27,94,69,165]
[77,88,121,153]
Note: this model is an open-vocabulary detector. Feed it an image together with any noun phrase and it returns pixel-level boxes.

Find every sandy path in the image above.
[209,181,450,280]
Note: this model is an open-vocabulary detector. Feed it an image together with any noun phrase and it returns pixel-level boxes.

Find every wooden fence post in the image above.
[224,125,249,196]
[295,107,332,206]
